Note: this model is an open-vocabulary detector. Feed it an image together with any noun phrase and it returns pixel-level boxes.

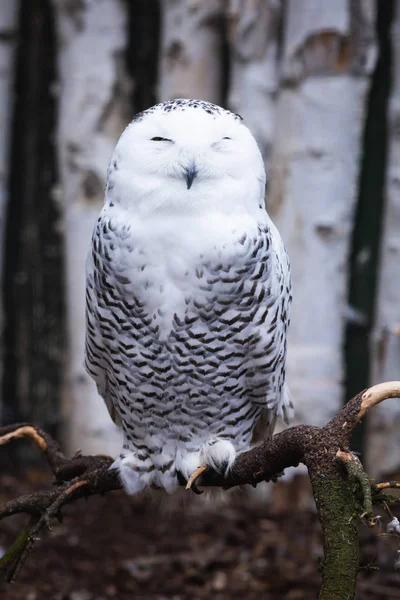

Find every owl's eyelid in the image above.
[151,136,174,142]
[211,137,233,148]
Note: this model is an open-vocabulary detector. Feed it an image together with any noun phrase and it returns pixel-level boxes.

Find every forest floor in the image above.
[0,469,399,600]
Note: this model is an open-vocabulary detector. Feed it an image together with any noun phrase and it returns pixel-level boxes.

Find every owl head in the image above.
[106,99,266,217]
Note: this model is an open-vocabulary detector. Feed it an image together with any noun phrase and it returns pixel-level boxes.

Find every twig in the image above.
[375,481,400,490]
[0,426,120,580]
[0,425,47,451]
[0,479,90,582]
[336,450,375,525]
[357,381,400,420]
[0,516,40,582]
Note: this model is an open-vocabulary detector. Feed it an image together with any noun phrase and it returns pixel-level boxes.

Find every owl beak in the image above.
[184,164,198,189]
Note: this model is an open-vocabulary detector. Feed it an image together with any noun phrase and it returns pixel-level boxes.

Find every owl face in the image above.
[106,100,266,217]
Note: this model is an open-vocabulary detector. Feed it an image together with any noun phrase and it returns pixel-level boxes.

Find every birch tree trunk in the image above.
[226,0,281,176]
[368,1,400,478]
[52,0,131,455]
[269,1,377,427]
[0,1,19,420]
[158,0,224,103]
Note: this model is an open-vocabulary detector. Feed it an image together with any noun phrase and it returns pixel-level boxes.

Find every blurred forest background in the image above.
[0,0,399,484]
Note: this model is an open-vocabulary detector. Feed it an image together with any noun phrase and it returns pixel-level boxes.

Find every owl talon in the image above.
[191,482,204,495]
[186,464,209,494]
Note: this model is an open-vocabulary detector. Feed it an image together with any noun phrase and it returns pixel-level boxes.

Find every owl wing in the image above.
[84,232,122,426]
[250,221,293,439]
[196,220,291,441]
[240,220,292,439]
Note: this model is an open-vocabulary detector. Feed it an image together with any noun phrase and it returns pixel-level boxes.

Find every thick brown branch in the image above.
[200,424,314,488]
[0,380,399,597]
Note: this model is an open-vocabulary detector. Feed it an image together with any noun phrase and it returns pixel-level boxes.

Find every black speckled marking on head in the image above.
[133,99,243,123]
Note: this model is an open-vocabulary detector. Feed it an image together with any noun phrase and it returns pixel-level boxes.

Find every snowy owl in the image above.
[85,99,292,495]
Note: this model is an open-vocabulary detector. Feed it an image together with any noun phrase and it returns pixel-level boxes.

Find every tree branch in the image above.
[336,450,375,525]
[0,381,399,598]
[375,481,400,490]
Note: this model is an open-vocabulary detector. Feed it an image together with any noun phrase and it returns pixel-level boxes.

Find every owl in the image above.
[85,99,292,495]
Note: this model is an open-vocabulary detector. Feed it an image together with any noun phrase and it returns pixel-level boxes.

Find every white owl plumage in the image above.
[85,99,292,495]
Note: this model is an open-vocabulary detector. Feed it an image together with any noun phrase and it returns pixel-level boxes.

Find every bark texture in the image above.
[269,0,377,428]
[368,0,400,478]
[52,0,131,455]
[158,0,224,103]
[226,0,282,176]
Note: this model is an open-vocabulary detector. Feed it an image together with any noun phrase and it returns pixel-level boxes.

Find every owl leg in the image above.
[186,437,237,494]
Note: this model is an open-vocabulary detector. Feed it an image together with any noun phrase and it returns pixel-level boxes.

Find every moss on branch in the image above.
[312,477,360,600]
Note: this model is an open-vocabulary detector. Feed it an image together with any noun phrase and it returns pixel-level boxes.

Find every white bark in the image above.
[158,0,224,103]
[0,1,19,417]
[226,0,281,175]
[367,1,400,478]
[269,0,377,427]
[53,0,131,454]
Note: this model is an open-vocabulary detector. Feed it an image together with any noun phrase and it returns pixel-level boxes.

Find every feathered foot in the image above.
[185,438,237,494]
